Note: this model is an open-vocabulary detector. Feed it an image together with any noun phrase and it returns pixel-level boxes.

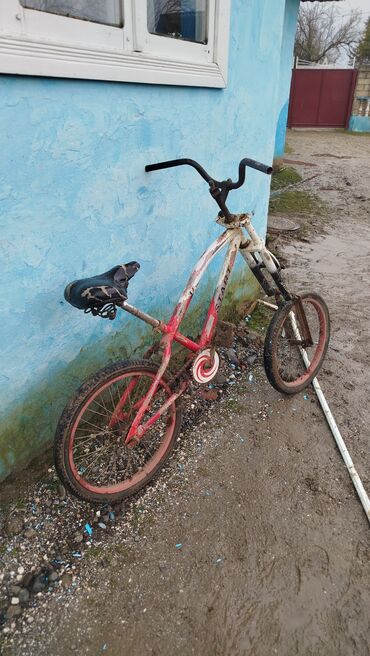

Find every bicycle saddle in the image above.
[64,261,140,311]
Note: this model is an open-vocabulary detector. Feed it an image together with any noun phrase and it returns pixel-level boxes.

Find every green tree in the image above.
[355,18,370,65]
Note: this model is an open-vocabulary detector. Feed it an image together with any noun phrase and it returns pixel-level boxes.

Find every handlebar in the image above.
[145,157,272,186]
[145,156,273,223]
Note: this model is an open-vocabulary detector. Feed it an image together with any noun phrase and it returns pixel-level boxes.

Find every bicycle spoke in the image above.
[69,369,176,491]
[74,432,108,444]
[273,299,324,384]
[83,407,110,420]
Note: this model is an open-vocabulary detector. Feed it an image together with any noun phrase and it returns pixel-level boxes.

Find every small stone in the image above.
[27,615,34,624]
[226,348,239,367]
[5,515,24,536]
[6,606,22,620]
[11,597,20,605]
[57,484,66,500]
[24,528,37,539]
[214,371,228,385]
[32,573,47,594]
[200,389,218,401]
[60,573,73,588]
[9,585,21,597]
[17,566,25,576]
[21,572,34,589]
[246,353,257,365]
[102,514,109,523]
[48,571,58,583]
[98,522,107,530]
[74,533,84,544]
[19,588,30,606]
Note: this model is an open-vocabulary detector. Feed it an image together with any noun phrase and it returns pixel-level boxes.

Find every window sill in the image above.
[0,33,227,88]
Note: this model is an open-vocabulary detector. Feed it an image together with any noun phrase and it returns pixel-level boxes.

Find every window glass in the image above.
[147,0,207,44]
[19,0,123,27]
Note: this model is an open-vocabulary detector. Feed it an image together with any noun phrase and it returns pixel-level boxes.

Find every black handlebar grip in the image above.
[145,160,181,173]
[241,158,273,175]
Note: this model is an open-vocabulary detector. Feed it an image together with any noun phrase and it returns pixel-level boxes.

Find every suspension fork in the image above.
[238,219,313,345]
[238,219,291,301]
[290,298,313,347]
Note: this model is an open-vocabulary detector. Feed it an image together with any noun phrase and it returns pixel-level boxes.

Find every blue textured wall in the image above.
[349,115,370,132]
[274,0,300,158]
[0,0,297,480]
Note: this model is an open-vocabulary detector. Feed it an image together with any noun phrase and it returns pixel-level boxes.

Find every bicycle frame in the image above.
[119,213,281,444]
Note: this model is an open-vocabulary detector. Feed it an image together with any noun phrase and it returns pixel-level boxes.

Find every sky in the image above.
[335,0,370,23]
[308,0,369,64]
[336,0,369,62]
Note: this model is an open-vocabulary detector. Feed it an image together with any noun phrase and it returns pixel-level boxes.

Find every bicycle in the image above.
[55,157,330,504]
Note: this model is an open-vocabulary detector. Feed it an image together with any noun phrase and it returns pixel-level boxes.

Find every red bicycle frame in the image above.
[120,227,241,443]
[116,212,280,444]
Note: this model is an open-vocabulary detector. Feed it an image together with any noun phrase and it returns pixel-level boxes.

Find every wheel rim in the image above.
[68,370,176,495]
[273,297,328,389]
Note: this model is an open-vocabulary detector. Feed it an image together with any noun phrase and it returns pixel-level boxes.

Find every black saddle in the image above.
[64,261,140,313]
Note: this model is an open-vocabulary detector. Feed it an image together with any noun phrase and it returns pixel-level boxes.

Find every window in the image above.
[19,0,124,27]
[0,0,230,87]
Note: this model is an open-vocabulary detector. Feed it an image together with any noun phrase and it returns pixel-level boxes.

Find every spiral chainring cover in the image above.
[192,348,220,384]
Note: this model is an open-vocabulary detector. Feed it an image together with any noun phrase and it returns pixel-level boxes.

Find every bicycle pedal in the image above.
[214,320,234,348]
[192,349,220,384]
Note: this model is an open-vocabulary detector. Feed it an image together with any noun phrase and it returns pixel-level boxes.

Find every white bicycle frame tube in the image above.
[238,215,278,275]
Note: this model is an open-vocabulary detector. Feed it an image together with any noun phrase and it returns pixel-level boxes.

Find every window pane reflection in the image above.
[147,0,207,44]
[20,0,123,27]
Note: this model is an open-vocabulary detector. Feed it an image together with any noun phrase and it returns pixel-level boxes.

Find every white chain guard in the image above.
[192,349,220,384]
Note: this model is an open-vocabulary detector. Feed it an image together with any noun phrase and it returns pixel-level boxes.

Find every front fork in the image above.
[239,220,313,346]
[238,219,291,302]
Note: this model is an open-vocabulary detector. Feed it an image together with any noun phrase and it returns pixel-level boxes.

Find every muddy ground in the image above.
[1,130,369,655]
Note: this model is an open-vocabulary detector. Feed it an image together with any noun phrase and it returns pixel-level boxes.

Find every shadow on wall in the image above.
[274,101,289,159]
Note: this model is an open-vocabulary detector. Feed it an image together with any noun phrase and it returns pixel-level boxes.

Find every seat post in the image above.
[122,301,162,330]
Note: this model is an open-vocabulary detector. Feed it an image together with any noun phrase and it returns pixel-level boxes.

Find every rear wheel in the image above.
[54,360,182,504]
[263,293,330,394]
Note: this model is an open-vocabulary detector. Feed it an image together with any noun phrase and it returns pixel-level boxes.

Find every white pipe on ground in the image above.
[257,299,370,524]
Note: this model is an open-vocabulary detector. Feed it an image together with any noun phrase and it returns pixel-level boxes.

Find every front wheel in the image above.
[54,359,182,504]
[263,293,330,395]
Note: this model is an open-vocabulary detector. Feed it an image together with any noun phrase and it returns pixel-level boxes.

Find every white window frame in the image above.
[0,0,230,87]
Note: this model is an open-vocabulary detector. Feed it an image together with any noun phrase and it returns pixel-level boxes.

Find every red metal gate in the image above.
[288,69,357,129]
